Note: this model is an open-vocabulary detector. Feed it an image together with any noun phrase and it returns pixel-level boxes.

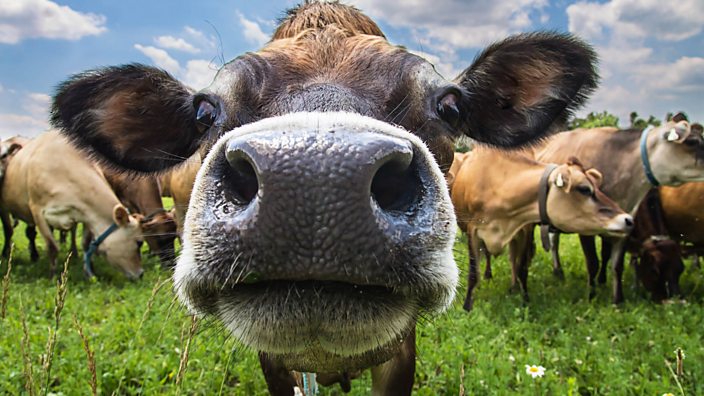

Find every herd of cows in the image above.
[2,2,702,395]
[449,114,704,311]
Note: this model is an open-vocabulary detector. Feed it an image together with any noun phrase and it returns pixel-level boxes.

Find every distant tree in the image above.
[630,113,661,129]
[665,112,673,122]
[630,111,638,127]
[568,111,620,130]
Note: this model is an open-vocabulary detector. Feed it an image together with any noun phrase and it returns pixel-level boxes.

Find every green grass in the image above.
[0,216,702,395]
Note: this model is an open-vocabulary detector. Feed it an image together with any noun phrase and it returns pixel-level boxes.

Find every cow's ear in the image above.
[585,168,603,188]
[51,64,209,172]
[453,32,598,147]
[671,112,688,123]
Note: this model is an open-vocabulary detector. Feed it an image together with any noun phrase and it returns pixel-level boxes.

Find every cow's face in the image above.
[648,120,704,185]
[636,238,684,301]
[100,204,144,280]
[547,158,633,236]
[51,2,598,372]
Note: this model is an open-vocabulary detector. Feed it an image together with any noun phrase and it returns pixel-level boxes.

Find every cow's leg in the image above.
[1,211,14,258]
[510,229,532,302]
[258,353,296,396]
[371,329,415,396]
[629,254,640,293]
[25,226,39,262]
[482,241,492,280]
[33,214,59,277]
[68,225,78,259]
[597,237,612,284]
[463,230,480,311]
[610,237,628,304]
[550,232,565,280]
[579,235,599,299]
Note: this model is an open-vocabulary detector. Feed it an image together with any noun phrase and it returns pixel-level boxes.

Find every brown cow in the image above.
[0,130,144,278]
[100,169,177,267]
[535,115,704,303]
[452,148,632,309]
[50,2,599,393]
[626,189,684,301]
[159,152,201,235]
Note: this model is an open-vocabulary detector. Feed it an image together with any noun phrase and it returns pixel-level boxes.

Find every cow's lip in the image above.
[220,279,404,299]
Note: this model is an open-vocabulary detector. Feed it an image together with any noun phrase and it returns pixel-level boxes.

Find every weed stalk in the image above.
[42,253,71,395]
[73,315,98,396]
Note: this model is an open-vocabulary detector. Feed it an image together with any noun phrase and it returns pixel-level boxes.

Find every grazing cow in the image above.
[100,168,177,267]
[535,115,704,303]
[626,189,684,301]
[0,130,144,278]
[0,136,39,260]
[452,148,632,309]
[50,2,599,393]
[159,152,201,235]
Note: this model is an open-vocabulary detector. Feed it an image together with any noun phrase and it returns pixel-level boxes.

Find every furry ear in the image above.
[453,32,598,148]
[671,112,688,122]
[51,64,206,172]
[554,169,573,192]
[113,205,131,227]
[585,168,603,188]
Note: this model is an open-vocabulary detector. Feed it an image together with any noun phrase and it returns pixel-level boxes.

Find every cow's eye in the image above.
[576,185,592,197]
[195,99,218,133]
[437,91,461,128]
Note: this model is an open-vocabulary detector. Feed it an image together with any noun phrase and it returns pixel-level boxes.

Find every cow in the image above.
[0,130,144,278]
[535,114,704,303]
[99,168,177,267]
[0,136,39,261]
[49,2,599,393]
[159,152,201,236]
[451,148,632,310]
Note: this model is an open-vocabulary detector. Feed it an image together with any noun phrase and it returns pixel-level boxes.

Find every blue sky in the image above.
[1,0,702,138]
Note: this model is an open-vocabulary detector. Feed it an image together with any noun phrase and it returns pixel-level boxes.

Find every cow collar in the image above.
[640,125,659,186]
[538,164,560,251]
[83,223,119,278]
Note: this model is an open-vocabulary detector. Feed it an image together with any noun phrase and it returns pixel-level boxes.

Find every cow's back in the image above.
[660,183,704,245]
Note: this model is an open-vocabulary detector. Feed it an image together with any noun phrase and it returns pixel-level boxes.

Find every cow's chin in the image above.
[215,281,416,371]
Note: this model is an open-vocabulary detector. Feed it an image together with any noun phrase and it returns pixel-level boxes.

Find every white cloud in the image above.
[353,0,547,49]
[568,0,703,42]
[568,0,704,124]
[181,59,219,90]
[134,44,181,76]
[0,91,51,139]
[154,35,199,54]
[237,11,269,46]
[184,26,216,49]
[0,0,106,44]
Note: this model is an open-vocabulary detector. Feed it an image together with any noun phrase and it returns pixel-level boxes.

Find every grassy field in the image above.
[0,215,702,395]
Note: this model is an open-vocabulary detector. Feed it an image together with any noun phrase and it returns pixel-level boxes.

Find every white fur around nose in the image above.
[174,111,458,314]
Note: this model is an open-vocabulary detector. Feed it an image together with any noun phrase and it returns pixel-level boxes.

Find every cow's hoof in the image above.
[552,267,565,280]
[463,297,474,312]
[484,271,493,280]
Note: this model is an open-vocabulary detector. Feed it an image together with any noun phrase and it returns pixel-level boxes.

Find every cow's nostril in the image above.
[624,216,634,227]
[370,155,421,213]
[225,150,259,205]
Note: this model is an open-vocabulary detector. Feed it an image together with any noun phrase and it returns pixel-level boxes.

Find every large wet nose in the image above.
[216,128,444,283]
[225,132,421,214]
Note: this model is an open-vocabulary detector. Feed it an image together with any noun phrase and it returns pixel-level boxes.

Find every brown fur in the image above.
[273,2,385,40]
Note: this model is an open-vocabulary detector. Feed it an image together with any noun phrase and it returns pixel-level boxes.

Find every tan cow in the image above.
[452,147,632,310]
[660,181,704,260]
[0,130,144,278]
[100,168,177,267]
[535,115,704,303]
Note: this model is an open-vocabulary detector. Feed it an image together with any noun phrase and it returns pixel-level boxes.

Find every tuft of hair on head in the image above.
[273,1,385,40]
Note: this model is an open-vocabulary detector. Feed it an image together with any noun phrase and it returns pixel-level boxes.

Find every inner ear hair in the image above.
[455,32,598,147]
[51,64,202,173]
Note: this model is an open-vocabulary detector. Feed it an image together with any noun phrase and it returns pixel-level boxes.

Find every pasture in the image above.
[0,211,702,395]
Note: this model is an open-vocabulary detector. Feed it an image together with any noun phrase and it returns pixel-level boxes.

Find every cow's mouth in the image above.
[207,279,417,371]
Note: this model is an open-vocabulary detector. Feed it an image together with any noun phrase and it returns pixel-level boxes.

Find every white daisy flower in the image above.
[525,364,545,378]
